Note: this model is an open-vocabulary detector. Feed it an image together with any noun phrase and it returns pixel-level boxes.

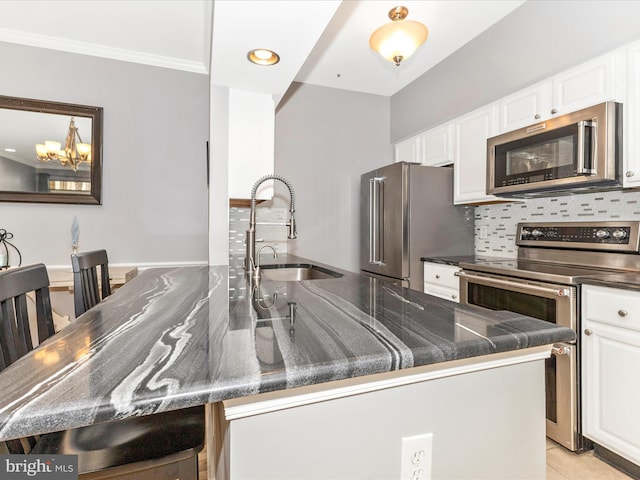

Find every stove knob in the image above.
[595,229,610,239]
[613,229,627,240]
[531,229,544,238]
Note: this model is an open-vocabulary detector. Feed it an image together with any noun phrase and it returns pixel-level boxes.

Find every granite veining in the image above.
[579,272,640,291]
[421,255,510,266]
[0,255,575,441]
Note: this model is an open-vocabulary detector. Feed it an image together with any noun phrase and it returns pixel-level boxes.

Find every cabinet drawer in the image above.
[583,285,640,332]
[424,284,460,303]
[423,262,460,290]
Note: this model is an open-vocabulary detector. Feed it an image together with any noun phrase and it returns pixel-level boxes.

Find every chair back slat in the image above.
[71,250,111,317]
[0,263,55,453]
[35,288,55,344]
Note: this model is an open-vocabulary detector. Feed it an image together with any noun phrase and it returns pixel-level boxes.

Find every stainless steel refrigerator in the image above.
[360,162,475,291]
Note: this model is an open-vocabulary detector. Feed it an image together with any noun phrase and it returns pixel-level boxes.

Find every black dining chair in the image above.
[0,263,55,455]
[71,249,111,318]
[0,263,205,479]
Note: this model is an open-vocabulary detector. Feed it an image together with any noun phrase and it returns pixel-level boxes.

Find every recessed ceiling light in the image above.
[4,148,16,153]
[247,49,280,66]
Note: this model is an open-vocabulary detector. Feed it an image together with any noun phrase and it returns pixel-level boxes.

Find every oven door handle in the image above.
[455,271,572,297]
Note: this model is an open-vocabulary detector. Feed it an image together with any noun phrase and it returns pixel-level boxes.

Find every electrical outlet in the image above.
[400,433,433,480]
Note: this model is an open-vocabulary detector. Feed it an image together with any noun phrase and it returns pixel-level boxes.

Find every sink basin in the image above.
[260,263,343,281]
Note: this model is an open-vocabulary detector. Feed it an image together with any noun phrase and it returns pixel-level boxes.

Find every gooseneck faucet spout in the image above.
[245,174,297,272]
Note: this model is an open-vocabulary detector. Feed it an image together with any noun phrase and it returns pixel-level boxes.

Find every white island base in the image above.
[208,347,550,480]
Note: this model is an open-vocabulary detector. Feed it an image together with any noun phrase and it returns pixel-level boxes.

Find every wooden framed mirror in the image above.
[0,95,103,205]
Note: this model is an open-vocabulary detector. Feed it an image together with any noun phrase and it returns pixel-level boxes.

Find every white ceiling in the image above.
[0,0,213,74]
[0,0,525,99]
[296,0,525,97]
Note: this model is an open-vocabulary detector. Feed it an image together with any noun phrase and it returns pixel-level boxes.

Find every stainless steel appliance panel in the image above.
[360,162,408,281]
[487,101,622,196]
[407,164,475,290]
[456,221,640,453]
[458,269,580,451]
[360,162,474,292]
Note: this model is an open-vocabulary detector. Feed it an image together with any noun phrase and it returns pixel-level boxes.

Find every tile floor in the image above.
[197,440,634,479]
[546,440,632,480]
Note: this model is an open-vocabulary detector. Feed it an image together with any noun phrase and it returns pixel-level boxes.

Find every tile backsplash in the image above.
[475,189,640,258]
[230,190,640,261]
[229,207,289,256]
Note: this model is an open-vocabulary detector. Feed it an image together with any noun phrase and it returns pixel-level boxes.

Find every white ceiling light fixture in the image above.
[247,48,280,66]
[369,6,428,66]
[35,117,91,172]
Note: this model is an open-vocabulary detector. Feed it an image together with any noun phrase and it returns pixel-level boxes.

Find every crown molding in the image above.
[0,28,209,75]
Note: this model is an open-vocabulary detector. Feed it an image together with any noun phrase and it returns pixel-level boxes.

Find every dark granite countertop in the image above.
[0,255,575,441]
[421,255,509,266]
[579,272,640,291]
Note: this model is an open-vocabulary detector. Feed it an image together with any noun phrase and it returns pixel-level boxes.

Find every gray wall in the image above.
[274,83,391,272]
[391,0,640,141]
[0,156,35,192]
[0,42,209,267]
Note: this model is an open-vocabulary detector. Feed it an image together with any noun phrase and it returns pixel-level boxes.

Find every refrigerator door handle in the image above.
[369,177,385,265]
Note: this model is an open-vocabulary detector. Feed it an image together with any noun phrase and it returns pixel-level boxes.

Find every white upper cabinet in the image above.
[624,40,640,186]
[499,82,551,132]
[422,123,455,167]
[394,123,454,167]
[453,103,499,205]
[552,53,623,115]
[394,136,419,164]
[394,42,632,206]
[499,52,623,133]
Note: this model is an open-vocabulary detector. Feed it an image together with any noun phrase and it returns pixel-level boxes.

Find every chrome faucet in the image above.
[245,174,297,273]
[252,244,277,281]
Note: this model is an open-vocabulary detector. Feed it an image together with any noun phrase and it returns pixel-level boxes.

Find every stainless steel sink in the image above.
[260,263,343,281]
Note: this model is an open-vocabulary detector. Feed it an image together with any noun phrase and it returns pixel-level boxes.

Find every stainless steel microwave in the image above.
[487,101,622,197]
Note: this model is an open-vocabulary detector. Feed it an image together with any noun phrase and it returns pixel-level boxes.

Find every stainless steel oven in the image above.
[458,221,640,452]
[459,269,579,451]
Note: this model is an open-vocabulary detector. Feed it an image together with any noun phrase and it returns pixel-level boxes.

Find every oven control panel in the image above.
[516,222,640,252]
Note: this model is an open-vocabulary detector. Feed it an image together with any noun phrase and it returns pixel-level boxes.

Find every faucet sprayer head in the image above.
[288,212,297,239]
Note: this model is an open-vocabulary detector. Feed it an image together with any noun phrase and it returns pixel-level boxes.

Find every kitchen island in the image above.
[0,255,574,479]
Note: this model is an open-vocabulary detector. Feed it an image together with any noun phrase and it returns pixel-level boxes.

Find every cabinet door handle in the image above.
[584,329,593,336]
[435,274,440,279]
[618,309,628,317]
[626,171,635,178]
[534,114,541,120]
[451,294,457,300]
[551,108,558,114]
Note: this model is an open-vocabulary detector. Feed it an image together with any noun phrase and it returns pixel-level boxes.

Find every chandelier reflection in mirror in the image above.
[35,117,91,171]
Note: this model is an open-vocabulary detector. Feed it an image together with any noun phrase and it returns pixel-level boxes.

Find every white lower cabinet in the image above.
[582,285,640,466]
[423,262,461,302]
